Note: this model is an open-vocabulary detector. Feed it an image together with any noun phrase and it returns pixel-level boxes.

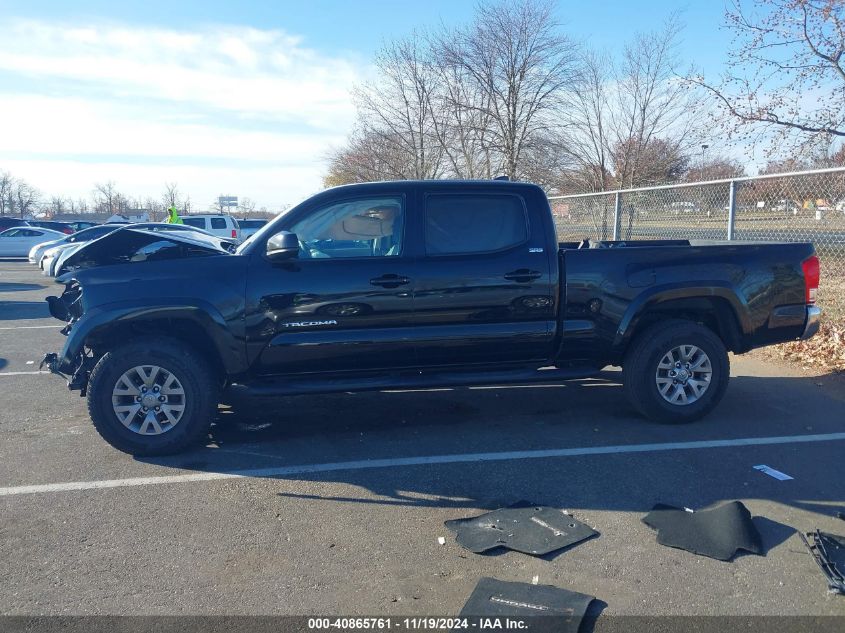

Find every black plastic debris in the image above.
[800,530,845,594]
[642,501,763,561]
[460,577,595,633]
[445,505,597,556]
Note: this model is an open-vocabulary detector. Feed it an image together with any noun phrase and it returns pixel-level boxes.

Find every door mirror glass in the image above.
[266,231,300,260]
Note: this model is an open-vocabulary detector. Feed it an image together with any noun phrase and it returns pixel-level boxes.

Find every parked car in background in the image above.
[181,214,241,241]
[0,227,65,257]
[65,221,99,231]
[28,220,75,235]
[773,199,799,214]
[30,223,126,267]
[236,218,268,240]
[670,201,699,214]
[46,222,238,277]
[49,224,234,278]
[0,217,29,232]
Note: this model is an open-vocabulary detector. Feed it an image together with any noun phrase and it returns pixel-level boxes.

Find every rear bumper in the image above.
[801,305,822,340]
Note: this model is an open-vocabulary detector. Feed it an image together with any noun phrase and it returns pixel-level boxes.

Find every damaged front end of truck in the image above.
[40,227,236,396]
[41,278,97,394]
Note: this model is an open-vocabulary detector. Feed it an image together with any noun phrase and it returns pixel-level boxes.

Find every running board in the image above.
[225,366,600,399]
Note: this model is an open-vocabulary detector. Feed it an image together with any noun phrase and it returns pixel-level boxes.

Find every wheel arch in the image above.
[85,317,228,382]
[615,285,748,357]
[62,301,247,381]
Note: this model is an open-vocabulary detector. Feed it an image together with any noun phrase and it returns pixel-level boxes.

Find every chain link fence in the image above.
[549,167,845,317]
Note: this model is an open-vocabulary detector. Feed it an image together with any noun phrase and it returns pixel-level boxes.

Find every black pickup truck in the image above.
[43,180,821,455]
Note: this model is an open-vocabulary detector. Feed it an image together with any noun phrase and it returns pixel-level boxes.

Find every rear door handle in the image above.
[504,269,542,282]
[370,274,411,288]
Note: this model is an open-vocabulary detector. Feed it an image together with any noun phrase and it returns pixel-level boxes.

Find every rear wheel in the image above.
[87,337,218,455]
[623,320,729,423]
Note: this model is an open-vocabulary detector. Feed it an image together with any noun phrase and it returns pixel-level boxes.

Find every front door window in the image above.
[290,196,404,259]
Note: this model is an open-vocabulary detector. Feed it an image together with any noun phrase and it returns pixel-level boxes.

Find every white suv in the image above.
[182,214,241,241]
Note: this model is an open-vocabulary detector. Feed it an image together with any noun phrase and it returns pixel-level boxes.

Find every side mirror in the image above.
[266,231,299,260]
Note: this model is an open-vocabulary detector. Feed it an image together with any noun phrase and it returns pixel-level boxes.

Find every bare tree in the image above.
[14,179,40,218]
[429,44,499,179]
[354,33,447,180]
[610,15,701,188]
[49,196,66,217]
[558,17,700,193]
[162,182,182,209]
[690,0,845,153]
[327,0,579,186]
[612,136,690,187]
[0,171,13,216]
[561,50,614,191]
[238,197,256,215]
[324,128,423,186]
[440,0,580,180]
[683,157,746,182]
[93,181,121,214]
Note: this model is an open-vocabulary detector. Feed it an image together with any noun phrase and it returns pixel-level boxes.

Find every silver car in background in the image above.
[29,224,119,266]
[45,222,238,277]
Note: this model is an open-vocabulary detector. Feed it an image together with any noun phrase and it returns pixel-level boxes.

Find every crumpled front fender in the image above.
[46,299,248,384]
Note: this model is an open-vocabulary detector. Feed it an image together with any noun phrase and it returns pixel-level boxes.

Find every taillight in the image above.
[231,229,237,238]
[802,255,819,304]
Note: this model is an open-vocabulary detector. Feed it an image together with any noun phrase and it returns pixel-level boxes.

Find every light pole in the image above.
[700,144,709,168]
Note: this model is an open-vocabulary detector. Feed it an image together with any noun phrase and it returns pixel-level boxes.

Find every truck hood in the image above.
[56,227,232,277]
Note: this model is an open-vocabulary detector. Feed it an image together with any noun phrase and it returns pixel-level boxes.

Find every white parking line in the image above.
[0,325,55,330]
[2,431,844,497]
[0,370,50,376]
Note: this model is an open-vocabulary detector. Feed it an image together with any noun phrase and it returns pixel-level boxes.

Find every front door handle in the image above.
[504,269,542,283]
[370,274,411,288]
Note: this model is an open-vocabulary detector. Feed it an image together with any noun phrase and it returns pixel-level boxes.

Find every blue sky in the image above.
[0,1,734,210]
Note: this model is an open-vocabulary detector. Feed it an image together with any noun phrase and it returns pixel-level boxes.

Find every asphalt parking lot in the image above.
[1,259,844,619]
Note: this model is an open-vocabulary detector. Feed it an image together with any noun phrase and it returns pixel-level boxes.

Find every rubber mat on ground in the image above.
[459,577,595,633]
[642,500,763,561]
[445,505,597,556]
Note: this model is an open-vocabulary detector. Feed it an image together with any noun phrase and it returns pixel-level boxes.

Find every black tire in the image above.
[622,319,729,424]
[87,337,219,455]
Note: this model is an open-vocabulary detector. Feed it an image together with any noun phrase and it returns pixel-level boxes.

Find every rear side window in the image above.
[240,219,265,229]
[424,194,528,255]
[210,217,227,230]
[183,218,205,229]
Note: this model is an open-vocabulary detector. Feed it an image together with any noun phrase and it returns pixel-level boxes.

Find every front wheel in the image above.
[87,337,219,455]
[623,320,730,424]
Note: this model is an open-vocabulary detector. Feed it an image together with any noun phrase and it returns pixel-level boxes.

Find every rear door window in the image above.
[183,218,206,230]
[424,194,528,255]
[240,219,265,229]
[210,217,227,230]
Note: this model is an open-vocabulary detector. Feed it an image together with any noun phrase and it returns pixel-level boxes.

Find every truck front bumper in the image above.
[800,305,822,340]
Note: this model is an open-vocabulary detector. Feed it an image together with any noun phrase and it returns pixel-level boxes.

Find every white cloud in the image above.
[0,19,361,128]
[0,94,340,162]
[0,18,366,208]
